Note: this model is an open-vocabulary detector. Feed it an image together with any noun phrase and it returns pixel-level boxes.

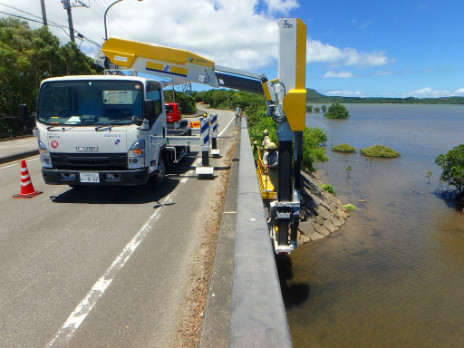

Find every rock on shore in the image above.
[298,171,349,244]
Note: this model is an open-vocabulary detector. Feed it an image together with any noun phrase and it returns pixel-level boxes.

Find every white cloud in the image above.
[0,0,282,71]
[0,0,391,77]
[308,39,393,68]
[326,90,363,97]
[324,71,354,78]
[263,0,299,14]
[403,87,464,98]
[452,88,464,96]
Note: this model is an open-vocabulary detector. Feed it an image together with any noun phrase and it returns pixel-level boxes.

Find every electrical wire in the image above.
[0,5,102,48]
[93,0,143,41]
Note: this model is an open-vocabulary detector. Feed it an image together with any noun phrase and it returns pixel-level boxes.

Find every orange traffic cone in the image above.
[12,159,43,199]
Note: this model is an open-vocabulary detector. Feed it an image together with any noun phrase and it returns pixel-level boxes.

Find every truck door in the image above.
[146,82,165,173]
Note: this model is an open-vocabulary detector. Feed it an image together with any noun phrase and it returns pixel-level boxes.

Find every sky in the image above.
[1,0,463,98]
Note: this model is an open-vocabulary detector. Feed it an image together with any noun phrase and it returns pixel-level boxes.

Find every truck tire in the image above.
[149,156,165,187]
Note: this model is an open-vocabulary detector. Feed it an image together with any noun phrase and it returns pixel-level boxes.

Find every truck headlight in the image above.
[38,140,52,169]
[128,140,145,169]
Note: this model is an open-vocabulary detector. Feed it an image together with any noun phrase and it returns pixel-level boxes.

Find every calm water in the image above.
[285,104,464,348]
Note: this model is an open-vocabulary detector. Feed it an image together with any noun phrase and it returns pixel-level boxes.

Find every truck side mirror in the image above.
[144,100,155,120]
[132,116,143,126]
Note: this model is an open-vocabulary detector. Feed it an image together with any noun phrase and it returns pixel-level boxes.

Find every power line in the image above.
[93,0,143,41]
[0,10,101,48]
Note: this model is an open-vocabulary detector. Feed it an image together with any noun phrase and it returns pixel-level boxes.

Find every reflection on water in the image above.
[285,104,464,348]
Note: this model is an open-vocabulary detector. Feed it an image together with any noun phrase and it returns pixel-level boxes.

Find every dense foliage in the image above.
[302,126,328,172]
[194,89,328,172]
[0,18,102,117]
[332,143,357,153]
[325,103,350,119]
[435,144,464,197]
[360,145,400,158]
[164,90,197,114]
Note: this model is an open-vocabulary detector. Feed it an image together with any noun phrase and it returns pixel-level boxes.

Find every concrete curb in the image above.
[229,119,292,348]
[0,150,39,165]
[199,128,240,348]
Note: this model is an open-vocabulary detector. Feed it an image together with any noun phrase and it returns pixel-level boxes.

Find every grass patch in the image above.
[360,144,400,158]
[321,184,336,194]
[332,143,356,153]
[344,204,357,212]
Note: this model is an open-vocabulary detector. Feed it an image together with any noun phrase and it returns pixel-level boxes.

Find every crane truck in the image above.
[35,74,192,186]
[35,17,306,253]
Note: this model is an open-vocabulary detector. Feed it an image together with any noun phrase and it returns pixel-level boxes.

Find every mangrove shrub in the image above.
[360,145,400,158]
[435,144,464,197]
[332,143,356,153]
[325,103,350,119]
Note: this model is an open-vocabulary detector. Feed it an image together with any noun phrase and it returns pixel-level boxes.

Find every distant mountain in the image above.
[306,88,464,104]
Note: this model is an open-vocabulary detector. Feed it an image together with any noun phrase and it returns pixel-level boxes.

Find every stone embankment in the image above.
[298,171,349,243]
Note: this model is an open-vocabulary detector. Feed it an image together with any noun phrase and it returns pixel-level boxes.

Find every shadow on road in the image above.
[49,155,198,204]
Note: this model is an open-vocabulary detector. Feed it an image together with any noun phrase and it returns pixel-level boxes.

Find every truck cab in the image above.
[36,75,170,186]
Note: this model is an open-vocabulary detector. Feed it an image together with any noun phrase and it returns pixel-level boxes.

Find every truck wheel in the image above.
[181,145,190,162]
[149,157,165,187]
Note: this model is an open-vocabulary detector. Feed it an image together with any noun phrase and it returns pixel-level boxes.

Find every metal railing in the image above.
[0,116,34,139]
[255,146,278,201]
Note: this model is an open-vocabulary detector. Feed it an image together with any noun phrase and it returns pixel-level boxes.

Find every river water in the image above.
[284,104,464,347]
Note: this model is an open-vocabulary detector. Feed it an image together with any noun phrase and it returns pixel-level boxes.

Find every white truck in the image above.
[36,74,190,186]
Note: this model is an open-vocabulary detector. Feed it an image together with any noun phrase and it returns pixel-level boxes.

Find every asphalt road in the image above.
[0,109,236,347]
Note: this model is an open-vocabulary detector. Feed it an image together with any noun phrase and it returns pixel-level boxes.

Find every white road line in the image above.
[47,192,176,346]
[0,163,18,170]
[218,116,235,137]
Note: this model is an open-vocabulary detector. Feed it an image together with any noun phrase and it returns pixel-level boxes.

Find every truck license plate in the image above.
[79,172,100,183]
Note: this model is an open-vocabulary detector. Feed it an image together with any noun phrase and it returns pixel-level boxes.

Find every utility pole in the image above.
[62,0,75,42]
[61,0,90,43]
[40,0,48,26]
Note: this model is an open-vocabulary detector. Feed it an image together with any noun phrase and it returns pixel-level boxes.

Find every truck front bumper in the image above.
[42,168,150,186]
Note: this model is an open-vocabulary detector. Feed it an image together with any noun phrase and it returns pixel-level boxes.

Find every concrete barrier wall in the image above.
[228,119,292,348]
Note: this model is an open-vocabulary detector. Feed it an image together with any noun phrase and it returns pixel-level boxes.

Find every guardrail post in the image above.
[210,113,220,157]
[195,116,214,176]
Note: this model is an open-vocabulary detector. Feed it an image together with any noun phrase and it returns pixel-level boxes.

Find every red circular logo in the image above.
[51,140,59,149]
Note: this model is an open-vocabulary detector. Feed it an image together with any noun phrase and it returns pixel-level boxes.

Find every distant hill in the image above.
[306,88,464,104]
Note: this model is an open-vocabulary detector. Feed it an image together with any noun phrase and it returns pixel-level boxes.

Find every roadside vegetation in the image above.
[195,89,329,173]
[332,143,356,153]
[164,89,197,114]
[360,145,400,158]
[0,18,102,118]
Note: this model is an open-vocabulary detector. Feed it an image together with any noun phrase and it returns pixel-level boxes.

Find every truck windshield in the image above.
[38,80,144,126]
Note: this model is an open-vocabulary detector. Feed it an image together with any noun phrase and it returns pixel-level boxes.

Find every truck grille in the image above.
[51,153,127,170]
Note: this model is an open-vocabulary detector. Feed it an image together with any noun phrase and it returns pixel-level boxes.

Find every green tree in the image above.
[0,18,102,117]
[325,103,350,119]
[435,144,464,197]
[302,126,328,172]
